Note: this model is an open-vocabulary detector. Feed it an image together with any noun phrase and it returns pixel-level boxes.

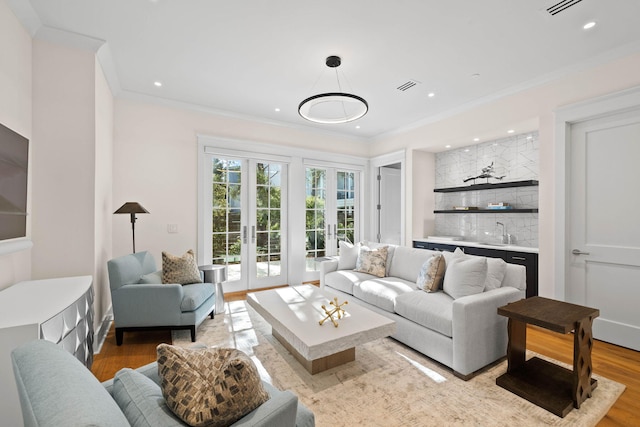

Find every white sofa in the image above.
[320,243,526,379]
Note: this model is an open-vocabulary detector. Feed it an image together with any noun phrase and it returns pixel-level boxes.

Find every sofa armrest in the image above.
[451,287,524,377]
[231,384,298,427]
[111,284,185,326]
[319,258,339,289]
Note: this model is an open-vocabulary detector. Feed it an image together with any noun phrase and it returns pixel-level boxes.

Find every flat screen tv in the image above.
[0,122,28,241]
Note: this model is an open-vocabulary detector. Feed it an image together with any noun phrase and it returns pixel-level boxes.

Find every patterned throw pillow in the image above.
[162,249,202,285]
[416,254,446,292]
[354,246,388,278]
[156,344,269,427]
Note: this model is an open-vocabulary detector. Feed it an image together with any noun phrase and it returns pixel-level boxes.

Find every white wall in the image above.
[31,39,96,280]
[112,98,368,265]
[372,52,640,298]
[411,149,435,241]
[94,56,114,327]
[31,38,115,331]
[0,0,32,290]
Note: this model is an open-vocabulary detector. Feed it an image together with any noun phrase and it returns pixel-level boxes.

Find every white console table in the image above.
[0,275,94,426]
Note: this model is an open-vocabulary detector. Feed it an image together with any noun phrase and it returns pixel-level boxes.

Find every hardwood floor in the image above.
[92,298,639,426]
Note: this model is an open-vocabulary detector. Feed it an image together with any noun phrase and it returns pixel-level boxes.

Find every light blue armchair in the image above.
[107,251,216,345]
[11,340,315,427]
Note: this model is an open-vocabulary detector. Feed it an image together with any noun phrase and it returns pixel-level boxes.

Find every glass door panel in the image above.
[211,158,243,283]
[304,166,359,273]
[336,171,356,245]
[305,167,327,272]
[250,161,286,287]
[209,157,287,290]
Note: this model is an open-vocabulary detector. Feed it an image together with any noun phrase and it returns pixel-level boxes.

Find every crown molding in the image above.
[6,0,41,37]
[34,25,105,52]
[117,89,369,144]
[372,39,640,143]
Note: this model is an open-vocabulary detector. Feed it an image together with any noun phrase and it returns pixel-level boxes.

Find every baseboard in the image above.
[93,307,113,354]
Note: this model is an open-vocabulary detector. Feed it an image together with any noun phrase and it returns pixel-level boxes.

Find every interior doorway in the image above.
[377,163,402,245]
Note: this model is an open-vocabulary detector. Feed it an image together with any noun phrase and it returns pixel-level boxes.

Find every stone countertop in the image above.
[413,238,539,254]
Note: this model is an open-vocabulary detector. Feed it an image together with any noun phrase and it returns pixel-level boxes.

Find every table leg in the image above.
[506,318,527,372]
[573,315,597,408]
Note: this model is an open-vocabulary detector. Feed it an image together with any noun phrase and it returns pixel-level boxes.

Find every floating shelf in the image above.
[434,180,539,193]
[434,208,539,214]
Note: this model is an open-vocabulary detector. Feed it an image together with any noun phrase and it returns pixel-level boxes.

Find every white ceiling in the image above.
[11,0,640,143]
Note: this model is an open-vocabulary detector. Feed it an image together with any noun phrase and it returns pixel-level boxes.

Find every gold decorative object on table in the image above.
[319,297,348,327]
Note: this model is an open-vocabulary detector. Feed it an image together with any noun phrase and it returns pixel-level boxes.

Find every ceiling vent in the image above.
[397,80,420,91]
[547,0,583,15]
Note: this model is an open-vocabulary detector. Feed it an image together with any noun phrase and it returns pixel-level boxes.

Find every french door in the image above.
[206,156,288,292]
[305,165,359,273]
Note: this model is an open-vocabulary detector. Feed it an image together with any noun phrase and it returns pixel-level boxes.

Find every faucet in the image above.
[496,222,513,244]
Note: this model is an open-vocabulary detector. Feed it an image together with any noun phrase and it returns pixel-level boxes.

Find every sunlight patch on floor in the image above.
[396,352,447,383]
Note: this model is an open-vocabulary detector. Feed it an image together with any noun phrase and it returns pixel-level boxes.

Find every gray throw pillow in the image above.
[112,368,182,427]
[138,270,163,284]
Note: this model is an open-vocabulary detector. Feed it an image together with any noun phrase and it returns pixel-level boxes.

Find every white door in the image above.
[568,109,640,350]
[208,156,288,292]
[378,166,402,244]
[304,166,360,274]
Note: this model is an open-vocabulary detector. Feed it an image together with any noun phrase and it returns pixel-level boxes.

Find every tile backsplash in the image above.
[433,132,539,247]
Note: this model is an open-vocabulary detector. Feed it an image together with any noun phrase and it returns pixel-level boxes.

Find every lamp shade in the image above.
[114,202,149,215]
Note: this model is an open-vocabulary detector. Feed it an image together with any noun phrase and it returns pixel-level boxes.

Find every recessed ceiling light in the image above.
[507,129,515,134]
[473,138,480,142]
[583,21,596,30]
[355,125,361,129]
[274,108,280,112]
[445,145,451,148]
[428,92,435,98]
[154,81,162,87]
[471,73,481,78]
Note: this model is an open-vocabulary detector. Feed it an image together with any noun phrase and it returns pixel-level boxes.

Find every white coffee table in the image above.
[247,284,396,374]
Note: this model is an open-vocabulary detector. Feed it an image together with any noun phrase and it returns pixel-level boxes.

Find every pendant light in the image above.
[298,56,368,124]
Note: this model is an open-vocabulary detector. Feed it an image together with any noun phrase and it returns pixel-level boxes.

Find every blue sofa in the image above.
[11,340,315,427]
[107,251,216,345]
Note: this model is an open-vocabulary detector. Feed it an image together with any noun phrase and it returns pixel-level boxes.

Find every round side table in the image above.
[198,265,227,315]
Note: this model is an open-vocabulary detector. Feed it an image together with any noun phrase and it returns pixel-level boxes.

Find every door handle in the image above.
[327,224,332,239]
[334,224,337,239]
[251,226,256,243]
[242,226,247,244]
[572,249,590,255]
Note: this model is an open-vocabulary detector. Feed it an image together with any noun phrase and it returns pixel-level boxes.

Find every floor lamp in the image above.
[114,202,149,253]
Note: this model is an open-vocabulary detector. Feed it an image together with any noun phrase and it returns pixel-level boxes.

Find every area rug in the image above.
[173,300,625,427]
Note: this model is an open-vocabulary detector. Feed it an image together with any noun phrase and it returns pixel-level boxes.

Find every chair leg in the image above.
[210,310,214,319]
[190,326,196,342]
[116,328,124,346]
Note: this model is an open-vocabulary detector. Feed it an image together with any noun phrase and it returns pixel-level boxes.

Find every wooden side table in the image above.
[496,296,599,417]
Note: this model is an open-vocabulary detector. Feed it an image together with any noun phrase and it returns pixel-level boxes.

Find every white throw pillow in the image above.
[337,241,360,270]
[484,258,508,291]
[450,247,507,291]
[443,256,488,299]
